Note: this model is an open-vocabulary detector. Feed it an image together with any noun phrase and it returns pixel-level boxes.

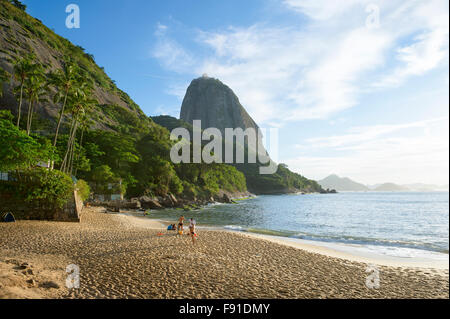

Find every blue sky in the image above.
[23,0,449,185]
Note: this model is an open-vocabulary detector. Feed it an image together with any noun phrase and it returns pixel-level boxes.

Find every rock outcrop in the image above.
[180,76,260,135]
[177,76,325,195]
[139,196,163,209]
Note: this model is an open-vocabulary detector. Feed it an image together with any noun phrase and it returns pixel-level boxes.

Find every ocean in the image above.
[143,192,449,260]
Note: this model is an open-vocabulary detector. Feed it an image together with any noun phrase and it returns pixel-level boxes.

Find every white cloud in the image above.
[374,1,449,87]
[148,1,449,184]
[302,117,448,149]
[196,25,315,124]
[165,81,190,101]
[375,30,448,87]
[195,24,394,123]
[152,24,195,73]
[154,22,168,36]
[154,104,180,117]
[287,117,449,185]
[152,1,448,126]
[287,27,391,120]
[283,0,363,20]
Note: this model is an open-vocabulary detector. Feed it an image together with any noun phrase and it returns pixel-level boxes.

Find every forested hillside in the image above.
[179,77,325,194]
[0,0,247,204]
[153,115,324,194]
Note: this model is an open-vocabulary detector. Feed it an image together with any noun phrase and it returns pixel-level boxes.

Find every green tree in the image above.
[91,165,116,185]
[83,130,139,179]
[13,55,41,129]
[23,73,48,135]
[9,0,26,11]
[18,168,74,211]
[76,179,91,201]
[0,111,56,172]
[49,60,79,148]
[73,111,94,177]
[90,165,122,195]
[60,81,97,175]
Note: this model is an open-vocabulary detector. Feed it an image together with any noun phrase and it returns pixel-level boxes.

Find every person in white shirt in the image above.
[189,218,197,245]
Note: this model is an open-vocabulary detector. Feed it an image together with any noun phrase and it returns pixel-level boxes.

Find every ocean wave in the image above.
[223,226,449,255]
[291,232,449,254]
[223,225,246,231]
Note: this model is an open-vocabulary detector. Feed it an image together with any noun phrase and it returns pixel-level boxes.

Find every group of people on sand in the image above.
[167,215,197,245]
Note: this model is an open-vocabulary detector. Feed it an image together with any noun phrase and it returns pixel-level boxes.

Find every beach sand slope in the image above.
[0,207,448,299]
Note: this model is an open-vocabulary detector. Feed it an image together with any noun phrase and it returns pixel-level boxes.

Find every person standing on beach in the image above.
[177,216,185,235]
[189,218,197,245]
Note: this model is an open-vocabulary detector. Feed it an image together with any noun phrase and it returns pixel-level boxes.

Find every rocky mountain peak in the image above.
[180,77,259,135]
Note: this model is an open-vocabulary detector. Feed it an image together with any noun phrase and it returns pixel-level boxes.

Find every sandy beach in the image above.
[0,207,448,299]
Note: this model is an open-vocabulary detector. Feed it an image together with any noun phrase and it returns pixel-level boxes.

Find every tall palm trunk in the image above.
[65,137,74,174]
[53,88,69,147]
[69,138,76,175]
[74,128,85,177]
[60,117,73,172]
[60,119,74,172]
[50,90,69,170]
[67,123,78,175]
[68,123,78,175]
[16,82,24,128]
[61,116,78,173]
[28,101,37,136]
[26,98,33,135]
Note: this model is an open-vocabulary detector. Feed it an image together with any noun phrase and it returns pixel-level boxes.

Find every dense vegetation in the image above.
[75,179,90,202]
[0,70,247,201]
[0,0,247,203]
[0,0,322,216]
[0,110,74,217]
[236,163,323,194]
[153,115,324,194]
[0,110,54,171]
[151,115,193,133]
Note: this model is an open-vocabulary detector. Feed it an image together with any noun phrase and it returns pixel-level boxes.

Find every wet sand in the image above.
[241,232,449,271]
[0,207,448,299]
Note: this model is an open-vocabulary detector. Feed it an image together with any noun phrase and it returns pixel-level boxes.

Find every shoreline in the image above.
[234,232,449,271]
[1,207,448,299]
[125,212,449,271]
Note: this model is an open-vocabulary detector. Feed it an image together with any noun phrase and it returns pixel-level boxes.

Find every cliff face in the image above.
[0,1,324,196]
[177,76,325,195]
[180,76,259,134]
[0,0,149,132]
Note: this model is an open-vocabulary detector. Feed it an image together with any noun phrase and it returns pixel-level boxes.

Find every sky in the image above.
[23,0,449,185]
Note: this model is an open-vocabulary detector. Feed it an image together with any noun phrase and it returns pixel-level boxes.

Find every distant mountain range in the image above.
[319,175,369,191]
[372,183,409,192]
[319,175,449,192]
[402,183,450,192]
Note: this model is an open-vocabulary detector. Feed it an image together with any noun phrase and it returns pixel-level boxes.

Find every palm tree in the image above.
[13,55,40,128]
[0,68,10,97]
[60,81,97,175]
[70,99,96,176]
[73,106,94,177]
[23,74,48,135]
[49,60,79,148]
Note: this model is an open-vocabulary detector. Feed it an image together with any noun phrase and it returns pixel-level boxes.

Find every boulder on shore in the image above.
[121,201,141,209]
[221,194,233,203]
[169,194,178,206]
[139,196,163,209]
[158,194,179,208]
